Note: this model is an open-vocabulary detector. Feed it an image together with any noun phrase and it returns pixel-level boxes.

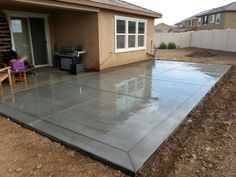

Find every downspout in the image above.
[146,40,159,60]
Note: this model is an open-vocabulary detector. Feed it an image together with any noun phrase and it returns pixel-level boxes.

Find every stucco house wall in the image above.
[197,12,236,31]
[52,8,155,71]
[98,10,154,70]
[224,12,236,29]
[192,19,198,27]
[197,13,226,30]
[182,20,191,27]
[0,0,159,71]
[51,11,100,70]
[178,19,198,28]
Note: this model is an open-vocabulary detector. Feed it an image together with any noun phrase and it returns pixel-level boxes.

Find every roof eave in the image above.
[54,0,162,18]
[196,10,236,17]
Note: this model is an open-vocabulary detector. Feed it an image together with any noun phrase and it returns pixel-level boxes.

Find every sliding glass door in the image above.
[10,16,49,66]
[10,17,32,62]
[29,18,48,66]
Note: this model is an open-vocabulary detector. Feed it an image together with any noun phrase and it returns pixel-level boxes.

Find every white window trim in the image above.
[210,14,215,23]
[203,16,208,26]
[216,13,221,24]
[188,20,192,27]
[198,17,201,26]
[115,16,147,53]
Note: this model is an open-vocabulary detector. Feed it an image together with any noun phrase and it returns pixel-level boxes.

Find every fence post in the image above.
[211,30,214,50]
[189,32,192,47]
[226,29,230,52]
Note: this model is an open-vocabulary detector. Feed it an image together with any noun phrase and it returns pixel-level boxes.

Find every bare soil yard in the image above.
[0,48,236,177]
[139,48,236,177]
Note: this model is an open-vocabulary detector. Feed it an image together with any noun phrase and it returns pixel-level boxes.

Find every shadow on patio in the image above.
[0,67,87,96]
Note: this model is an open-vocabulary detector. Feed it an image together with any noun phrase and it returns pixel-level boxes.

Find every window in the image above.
[138,22,145,47]
[11,20,22,33]
[210,14,215,23]
[216,13,221,24]
[116,20,126,49]
[198,18,202,26]
[187,20,192,27]
[115,16,147,52]
[128,21,136,48]
[203,16,208,25]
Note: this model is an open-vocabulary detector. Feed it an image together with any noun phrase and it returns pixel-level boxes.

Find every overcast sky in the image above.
[124,0,234,25]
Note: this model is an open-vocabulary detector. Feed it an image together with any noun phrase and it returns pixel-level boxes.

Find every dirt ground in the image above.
[0,48,236,177]
[138,48,236,177]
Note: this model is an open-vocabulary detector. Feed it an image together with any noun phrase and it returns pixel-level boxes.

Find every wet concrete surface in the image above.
[0,60,231,175]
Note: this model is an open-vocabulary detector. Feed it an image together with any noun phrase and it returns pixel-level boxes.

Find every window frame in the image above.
[198,17,202,26]
[128,21,137,48]
[115,16,147,53]
[209,14,215,23]
[187,20,192,27]
[215,13,221,24]
[203,16,208,25]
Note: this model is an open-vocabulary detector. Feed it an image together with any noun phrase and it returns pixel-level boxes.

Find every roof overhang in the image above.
[55,0,162,18]
[12,0,100,12]
[11,0,162,18]
[196,10,228,17]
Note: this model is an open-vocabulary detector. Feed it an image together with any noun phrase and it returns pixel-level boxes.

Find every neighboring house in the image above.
[197,1,236,30]
[174,15,198,32]
[154,23,171,33]
[0,0,162,70]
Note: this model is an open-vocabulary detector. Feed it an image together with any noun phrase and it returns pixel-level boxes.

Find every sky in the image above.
[124,0,234,25]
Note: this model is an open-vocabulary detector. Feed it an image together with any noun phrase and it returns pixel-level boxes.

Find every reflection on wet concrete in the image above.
[0,61,231,174]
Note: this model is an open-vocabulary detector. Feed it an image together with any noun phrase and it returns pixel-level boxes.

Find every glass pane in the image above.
[117,20,126,33]
[128,21,136,34]
[138,35,144,47]
[29,18,48,65]
[138,22,145,34]
[11,17,32,62]
[117,35,125,49]
[128,35,135,48]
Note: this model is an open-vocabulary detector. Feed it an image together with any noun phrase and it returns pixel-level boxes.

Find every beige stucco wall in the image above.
[1,1,157,70]
[223,12,236,29]
[180,19,198,28]
[98,10,154,70]
[182,20,191,27]
[197,13,226,30]
[192,19,198,27]
[51,11,99,70]
[197,12,236,30]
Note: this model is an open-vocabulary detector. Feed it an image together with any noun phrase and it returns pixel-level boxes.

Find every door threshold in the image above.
[34,64,50,68]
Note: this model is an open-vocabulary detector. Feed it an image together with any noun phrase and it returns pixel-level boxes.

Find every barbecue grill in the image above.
[55,45,86,72]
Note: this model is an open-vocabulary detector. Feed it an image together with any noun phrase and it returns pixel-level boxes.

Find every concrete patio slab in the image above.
[0,60,231,175]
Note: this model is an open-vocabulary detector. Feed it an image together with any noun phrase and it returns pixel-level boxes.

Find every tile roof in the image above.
[176,9,212,25]
[197,1,236,16]
[176,1,236,24]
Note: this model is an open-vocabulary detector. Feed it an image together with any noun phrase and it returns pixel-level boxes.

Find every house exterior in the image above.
[174,16,198,32]
[154,23,171,33]
[0,0,162,71]
[197,1,236,30]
